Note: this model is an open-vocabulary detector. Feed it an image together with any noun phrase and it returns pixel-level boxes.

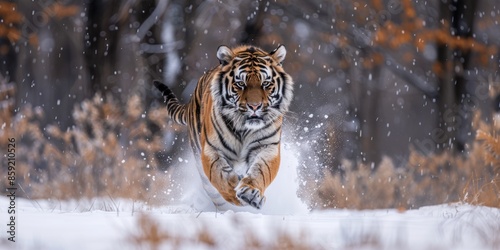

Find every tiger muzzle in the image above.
[247,102,262,112]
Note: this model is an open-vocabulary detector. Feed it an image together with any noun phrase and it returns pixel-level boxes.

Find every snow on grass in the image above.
[1,198,499,250]
[2,139,499,249]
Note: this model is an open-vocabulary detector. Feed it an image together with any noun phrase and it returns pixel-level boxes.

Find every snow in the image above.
[1,141,499,249]
[1,198,499,249]
[170,142,309,214]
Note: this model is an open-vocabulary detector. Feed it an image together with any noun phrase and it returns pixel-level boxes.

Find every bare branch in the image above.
[134,0,169,42]
[382,53,439,98]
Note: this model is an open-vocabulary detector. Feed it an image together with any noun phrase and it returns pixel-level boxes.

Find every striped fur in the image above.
[154,45,293,209]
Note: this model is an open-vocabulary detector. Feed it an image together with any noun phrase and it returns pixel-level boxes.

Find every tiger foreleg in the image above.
[201,154,242,206]
[236,148,280,209]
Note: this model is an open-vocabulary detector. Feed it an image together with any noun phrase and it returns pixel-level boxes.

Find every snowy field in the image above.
[1,197,500,250]
[2,144,500,249]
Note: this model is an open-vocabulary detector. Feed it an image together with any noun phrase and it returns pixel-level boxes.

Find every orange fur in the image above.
[155,45,293,209]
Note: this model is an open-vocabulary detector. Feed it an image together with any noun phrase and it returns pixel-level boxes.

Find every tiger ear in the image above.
[270,44,286,64]
[217,45,233,65]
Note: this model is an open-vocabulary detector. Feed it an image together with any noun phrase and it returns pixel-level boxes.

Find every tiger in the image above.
[154,45,294,210]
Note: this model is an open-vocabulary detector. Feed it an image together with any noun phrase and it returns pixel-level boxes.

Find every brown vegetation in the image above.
[127,213,316,250]
[3,93,174,204]
[314,109,500,209]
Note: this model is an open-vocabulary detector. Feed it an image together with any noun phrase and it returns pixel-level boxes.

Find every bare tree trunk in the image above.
[0,38,16,80]
[361,66,381,165]
[436,0,477,153]
[239,0,265,44]
[13,0,89,129]
[450,0,477,152]
[0,37,16,131]
[84,0,124,95]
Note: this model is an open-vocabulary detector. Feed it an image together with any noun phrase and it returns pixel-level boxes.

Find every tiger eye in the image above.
[235,81,245,89]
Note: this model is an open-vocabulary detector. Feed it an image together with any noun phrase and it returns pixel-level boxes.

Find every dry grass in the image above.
[127,213,317,250]
[3,93,177,204]
[270,231,314,250]
[441,205,500,249]
[462,113,500,208]
[129,214,176,250]
[313,80,500,210]
[0,75,15,144]
[316,156,405,209]
[127,211,499,249]
[314,109,500,210]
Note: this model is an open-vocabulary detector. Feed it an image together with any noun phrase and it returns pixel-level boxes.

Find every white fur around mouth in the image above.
[245,116,265,129]
[247,115,262,119]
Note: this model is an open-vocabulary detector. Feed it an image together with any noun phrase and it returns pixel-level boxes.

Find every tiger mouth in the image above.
[245,112,266,123]
[247,115,263,120]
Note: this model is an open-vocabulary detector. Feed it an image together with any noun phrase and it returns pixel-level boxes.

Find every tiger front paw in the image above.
[235,182,266,209]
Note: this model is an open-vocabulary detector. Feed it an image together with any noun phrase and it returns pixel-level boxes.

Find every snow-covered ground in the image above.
[1,197,500,249]
[2,143,500,249]
[5,116,499,249]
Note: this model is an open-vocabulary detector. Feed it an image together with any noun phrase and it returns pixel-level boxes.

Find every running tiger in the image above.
[154,45,294,209]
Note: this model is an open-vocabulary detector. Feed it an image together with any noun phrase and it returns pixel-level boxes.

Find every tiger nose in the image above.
[247,102,262,111]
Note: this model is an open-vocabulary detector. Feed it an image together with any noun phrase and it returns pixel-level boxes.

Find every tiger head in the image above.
[212,45,294,130]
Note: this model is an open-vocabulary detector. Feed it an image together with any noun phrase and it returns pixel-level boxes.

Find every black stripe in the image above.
[245,141,280,164]
[203,124,223,152]
[249,125,281,145]
[211,111,238,156]
[236,127,250,139]
[203,120,237,162]
[272,75,284,108]
[222,114,244,141]
[154,80,187,125]
[194,99,200,126]
[218,73,228,106]
[216,112,243,144]
[154,80,175,100]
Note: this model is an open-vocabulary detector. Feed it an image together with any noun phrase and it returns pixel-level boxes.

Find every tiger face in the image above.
[212,45,293,130]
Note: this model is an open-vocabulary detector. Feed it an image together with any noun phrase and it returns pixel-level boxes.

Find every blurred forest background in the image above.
[0,0,499,209]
